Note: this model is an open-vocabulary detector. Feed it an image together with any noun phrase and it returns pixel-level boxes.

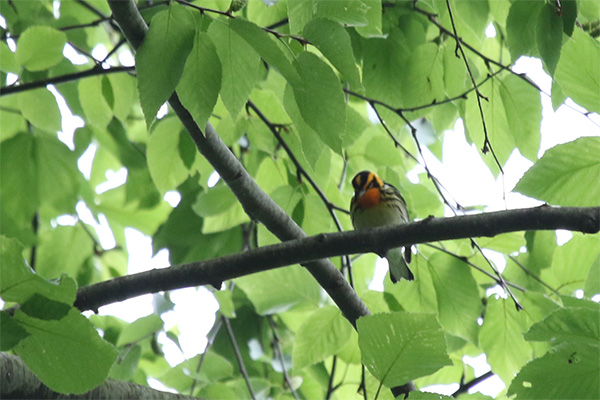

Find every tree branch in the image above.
[75,206,600,313]
[0,352,195,400]
[107,0,370,329]
[0,66,134,97]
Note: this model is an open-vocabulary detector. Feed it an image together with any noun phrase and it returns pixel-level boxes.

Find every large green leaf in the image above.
[292,306,353,369]
[35,134,81,215]
[147,117,192,194]
[235,265,322,315]
[228,18,302,87]
[14,308,118,394]
[15,26,66,71]
[17,88,61,133]
[136,3,195,127]
[292,51,346,155]
[541,234,600,294]
[0,236,76,305]
[357,312,451,387]
[0,133,38,232]
[479,296,532,384]
[506,0,544,61]
[514,137,600,207]
[177,28,221,132]
[536,2,563,76]
[117,314,164,347]
[508,343,599,399]
[499,74,541,161]
[208,20,261,119]
[303,18,362,89]
[35,225,93,280]
[79,76,113,129]
[525,307,599,346]
[428,253,482,344]
[555,28,600,114]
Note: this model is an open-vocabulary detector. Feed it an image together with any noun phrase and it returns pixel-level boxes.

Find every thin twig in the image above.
[267,316,301,400]
[325,356,337,400]
[0,65,135,96]
[223,316,256,400]
[423,243,526,292]
[452,370,495,397]
[189,317,224,395]
[508,255,560,295]
[443,0,503,175]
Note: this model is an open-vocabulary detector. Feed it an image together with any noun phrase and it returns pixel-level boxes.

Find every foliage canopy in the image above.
[1,0,599,399]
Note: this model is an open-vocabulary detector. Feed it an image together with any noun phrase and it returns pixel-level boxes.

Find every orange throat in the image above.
[357,187,381,209]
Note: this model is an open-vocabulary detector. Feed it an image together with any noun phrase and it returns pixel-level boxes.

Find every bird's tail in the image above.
[386,247,414,283]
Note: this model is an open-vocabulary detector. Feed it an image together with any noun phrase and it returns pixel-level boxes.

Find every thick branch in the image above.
[0,352,194,400]
[107,0,370,326]
[75,206,600,312]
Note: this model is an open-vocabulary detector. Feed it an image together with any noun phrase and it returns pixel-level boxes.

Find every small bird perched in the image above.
[350,170,414,283]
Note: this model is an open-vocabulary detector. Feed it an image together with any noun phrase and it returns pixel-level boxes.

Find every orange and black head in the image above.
[351,170,384,209]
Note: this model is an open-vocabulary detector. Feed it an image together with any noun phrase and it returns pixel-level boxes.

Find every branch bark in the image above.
[75,206,600,313]
[0,352,195,400]
[106,0,370,327]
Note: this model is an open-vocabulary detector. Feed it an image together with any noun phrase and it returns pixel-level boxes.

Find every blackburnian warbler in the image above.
[350,170,414,283]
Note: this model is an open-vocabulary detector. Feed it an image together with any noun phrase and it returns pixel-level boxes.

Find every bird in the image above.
[350,170,414,283]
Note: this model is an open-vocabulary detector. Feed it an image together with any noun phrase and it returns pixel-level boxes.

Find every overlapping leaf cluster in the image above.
[1,0,599,398]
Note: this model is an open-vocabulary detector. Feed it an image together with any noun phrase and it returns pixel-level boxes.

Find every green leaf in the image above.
[15,26,66,71]
[0,133,38,230]
[147,117,191,194]
[499,74,542,161]
[214,290,236,318]
[14,308,117,394]
[235,265,322,315]
[136,3,195,127]
[355,0,382,38]
[20,293,71,321]
[303,18,362,89]
[292,51,346,155]
[0,311,30,350]
[514,137,600,207]
[506,0,544,61]
[508,343,600,399]
[178,29,221,131]
[35,225,93,280]
[357,312,451,387]
[109,344,141,380]
[287,0,314,34]
[541,234,600,294]
[428,253,482,344]
[228,18,302,87]
[525,307,599,346]
[479,296,532,384]
[555,28,600,114]
[117,314,164,346]
[79,76,113,129]
[536,2,563,76]
[0,236,77,305]
[0,41,20,74]
[560,0,577,36]
[525,230,556,273]
[283,84,324,166]
[107,73,137,123]
[35,134,81,215]
[292,306,354,370]
[208,20,260,119]
[192,185,238,217]
[17,88,61,132]
[315,0,369,27]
